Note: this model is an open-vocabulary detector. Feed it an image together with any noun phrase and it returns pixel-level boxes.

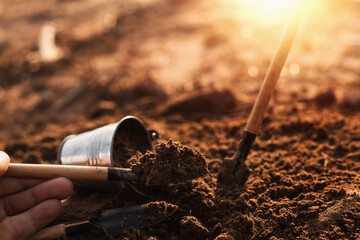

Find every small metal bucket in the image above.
[58,116,153,167]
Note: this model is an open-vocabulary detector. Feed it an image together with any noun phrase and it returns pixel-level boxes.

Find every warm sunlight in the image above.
[220,0,295,25]
[248,0,293,22]
[220,0,333,27]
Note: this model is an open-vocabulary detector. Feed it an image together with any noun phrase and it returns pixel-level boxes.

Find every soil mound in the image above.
[162,90,237,119]
[312,89,336,108]
[130,140,209,185]
[180,215,209,239]
[145,201,178,225]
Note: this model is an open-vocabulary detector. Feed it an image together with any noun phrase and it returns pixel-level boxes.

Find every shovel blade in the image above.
[96,204,148,237]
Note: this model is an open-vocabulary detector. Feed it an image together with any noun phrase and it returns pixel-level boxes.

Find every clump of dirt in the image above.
[145,201,178,225]
[180,216,209,239]
[113,75,168,107]
[312,89,336,108]
[162,90,237,119]
[168,178,216,218]
[130,140,209,185]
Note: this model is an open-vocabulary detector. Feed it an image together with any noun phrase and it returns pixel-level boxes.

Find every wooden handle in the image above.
[28,224,66,240]
[245,0,308,134]
[0,151,10,177]
[5,164,109,181]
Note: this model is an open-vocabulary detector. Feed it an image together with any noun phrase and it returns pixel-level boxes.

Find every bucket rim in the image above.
[109,115,153,167]
[57,116,153,166]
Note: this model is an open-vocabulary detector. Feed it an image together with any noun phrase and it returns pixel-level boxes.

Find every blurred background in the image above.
[0,0,359,135]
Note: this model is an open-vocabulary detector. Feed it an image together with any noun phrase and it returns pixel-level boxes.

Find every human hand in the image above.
[0,151,73,240]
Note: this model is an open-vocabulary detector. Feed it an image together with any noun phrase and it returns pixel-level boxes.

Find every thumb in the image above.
[0,151,10,177]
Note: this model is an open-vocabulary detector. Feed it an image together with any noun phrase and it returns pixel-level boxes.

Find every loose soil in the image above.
[130,140,209,185]
[1,0,359,239]
[112,129,142,168]
[112,117,153,167]
[145,201,178,225]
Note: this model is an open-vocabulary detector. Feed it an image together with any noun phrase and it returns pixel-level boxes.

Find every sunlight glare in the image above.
[254,0,292,18]
[245,0,293,23]
[221,0,296,25]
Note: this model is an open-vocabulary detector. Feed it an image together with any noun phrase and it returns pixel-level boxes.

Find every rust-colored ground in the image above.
[1,0,360,239]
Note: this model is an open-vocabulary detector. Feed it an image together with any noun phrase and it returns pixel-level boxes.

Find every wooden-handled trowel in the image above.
[219,0,309,185]
[29,204,177,240]
[28,205,147,239]
[0,150,138,182]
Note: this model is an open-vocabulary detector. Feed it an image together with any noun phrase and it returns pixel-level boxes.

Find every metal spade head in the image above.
[30,203,177,239]
[93,203,178,237]
[94,204,148,237]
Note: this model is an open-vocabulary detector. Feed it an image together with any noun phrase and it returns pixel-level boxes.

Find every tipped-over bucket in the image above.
[58,116,153,167]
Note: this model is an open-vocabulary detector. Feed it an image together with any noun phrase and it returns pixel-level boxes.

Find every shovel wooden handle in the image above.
[5,163,110,181]
[245,0,308,135]
[28,224,66,240]
[4,163,138,181]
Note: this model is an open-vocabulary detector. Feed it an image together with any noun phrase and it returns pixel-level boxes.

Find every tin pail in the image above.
[58,116,153,167]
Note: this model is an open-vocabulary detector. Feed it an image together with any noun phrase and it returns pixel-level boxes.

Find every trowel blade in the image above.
[95,204,148,237]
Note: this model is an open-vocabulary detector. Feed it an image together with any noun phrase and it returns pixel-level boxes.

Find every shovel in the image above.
[3,162,138,182]
[219,0,309,185]
[28,204,177,240]
[0,150,137,181]
[1,152,152,197]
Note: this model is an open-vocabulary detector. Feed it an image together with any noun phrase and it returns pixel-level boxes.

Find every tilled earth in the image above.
[0,0,360,239]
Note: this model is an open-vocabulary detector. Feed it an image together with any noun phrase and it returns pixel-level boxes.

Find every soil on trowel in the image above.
[130,140,209,185]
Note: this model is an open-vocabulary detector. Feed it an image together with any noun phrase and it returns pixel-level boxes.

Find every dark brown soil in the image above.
[1,0,359,239]
[145,201,178,225]
[161,90,237,120]
[130,140,209,185]
[112,130,141,168]
[112,118,154,167]
[180,215,210,239]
